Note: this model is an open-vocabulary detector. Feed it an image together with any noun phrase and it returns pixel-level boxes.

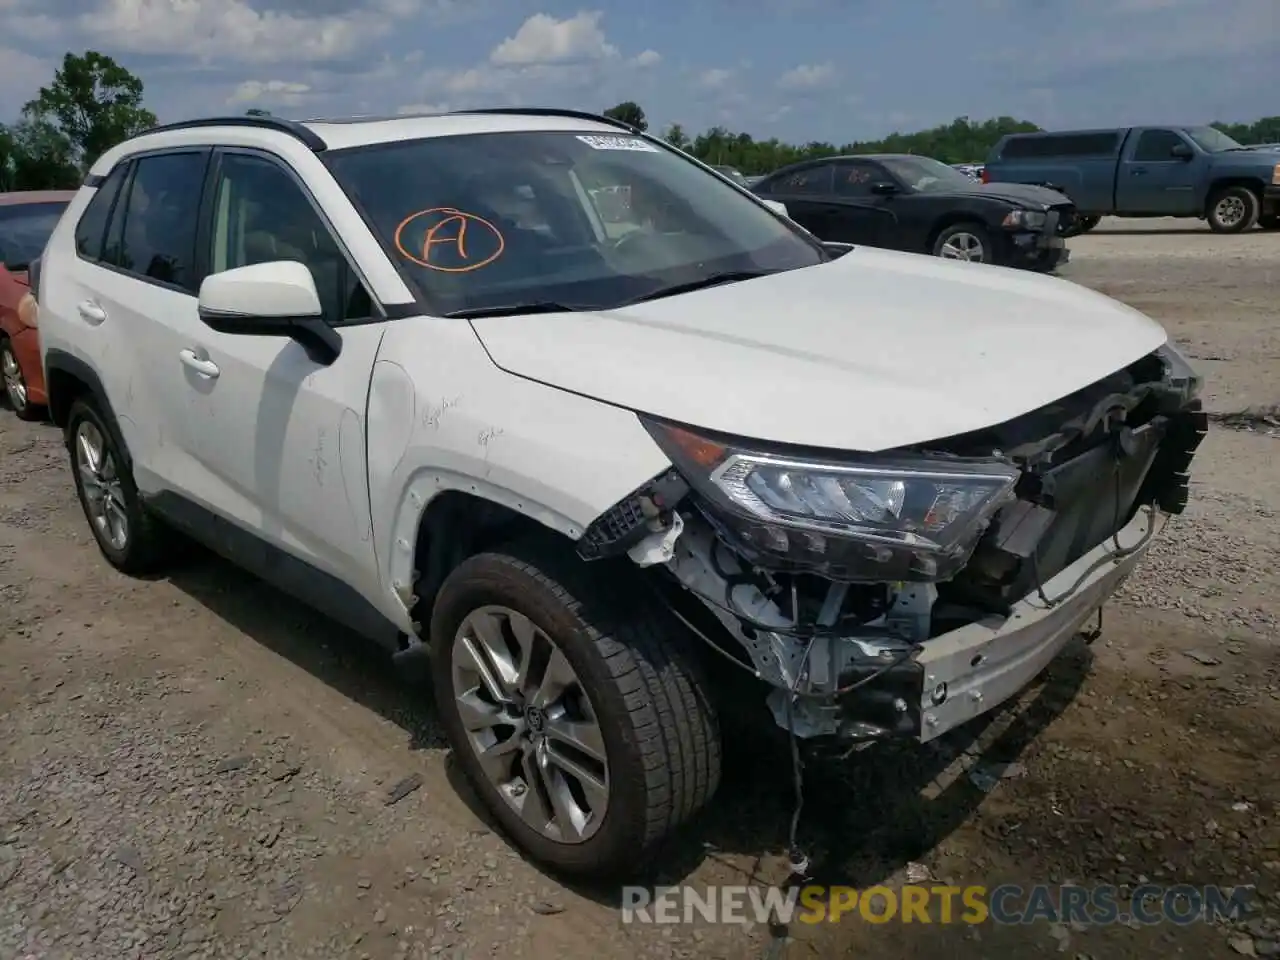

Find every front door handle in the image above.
[1130,168,1148,176]
[179,349,219,379]
[77,300,107,324]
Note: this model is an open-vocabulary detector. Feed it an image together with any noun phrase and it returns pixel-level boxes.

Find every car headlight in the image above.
[641,418,1020,581]
[1001,209,1047,230]
[1155,338,1202,401]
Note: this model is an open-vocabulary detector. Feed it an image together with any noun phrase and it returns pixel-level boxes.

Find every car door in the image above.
[65,148,214,499]
[756,164,836,237]
[171,147,384,593]
[827,160,899,246]
[1116,129,1199,215]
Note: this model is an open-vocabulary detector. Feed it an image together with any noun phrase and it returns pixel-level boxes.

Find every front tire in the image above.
[429,541,721,880]
[932,222,995,263]
[1073,215,1101,235]
[1206,186,1260,233]
[1258,215,1280,231]
[1,336,41,422]
[66,396,175,575]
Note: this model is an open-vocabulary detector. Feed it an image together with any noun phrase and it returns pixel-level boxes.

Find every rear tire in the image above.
[1206,186,1260,233]
[66,396,176,575]
[1,336,42,422]
[429,540,721,881]
[932,222,995,263]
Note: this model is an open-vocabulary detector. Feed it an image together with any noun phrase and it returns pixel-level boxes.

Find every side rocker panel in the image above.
[367,315,673,631]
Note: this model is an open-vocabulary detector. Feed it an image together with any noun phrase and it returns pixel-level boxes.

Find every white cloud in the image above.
[5,0,424,65]
[631,48,661,68]
[0,46,52,109]
[227,79,311,105]
[778,62,836,90]
[698,67,733,89]
[489,11,617,66]
[396,101,450,115]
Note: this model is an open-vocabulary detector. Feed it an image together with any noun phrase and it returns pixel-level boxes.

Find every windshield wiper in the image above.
[614,270,774,307]
[445,301,591,319]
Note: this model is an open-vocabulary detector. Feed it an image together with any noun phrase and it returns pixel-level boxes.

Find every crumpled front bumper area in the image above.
[913,504,1152,741]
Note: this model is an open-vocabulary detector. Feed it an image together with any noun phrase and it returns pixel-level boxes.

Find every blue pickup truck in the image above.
[983,126,1280,234]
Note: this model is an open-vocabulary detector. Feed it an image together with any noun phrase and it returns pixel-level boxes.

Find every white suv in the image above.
[36,108,1206,879]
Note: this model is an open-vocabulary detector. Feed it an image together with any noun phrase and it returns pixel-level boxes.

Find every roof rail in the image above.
[142,115,327,152]
[449,107,640,134]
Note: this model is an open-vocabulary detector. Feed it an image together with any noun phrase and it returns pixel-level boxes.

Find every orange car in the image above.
[1,190,77,420]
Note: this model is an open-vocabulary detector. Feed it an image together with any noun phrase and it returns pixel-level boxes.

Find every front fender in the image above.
[367,316,672,626]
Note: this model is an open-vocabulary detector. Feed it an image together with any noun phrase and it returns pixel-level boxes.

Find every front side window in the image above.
[326,131,824,315]
[207,153,371,323]
[115,151,208,291]
[0,201,69,270]
[833,161,885,197]
[1133,129,1187,162]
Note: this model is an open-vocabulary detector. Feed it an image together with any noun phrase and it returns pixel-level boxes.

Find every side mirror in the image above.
[870,181,899,196]
[759,198,791,218]
[1170,143,1194,160]
[197,261,342,366]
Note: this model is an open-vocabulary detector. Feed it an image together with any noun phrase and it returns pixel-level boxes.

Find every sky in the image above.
[0,0,1276,146]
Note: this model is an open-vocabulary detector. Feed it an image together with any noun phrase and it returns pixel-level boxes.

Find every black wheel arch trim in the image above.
[44,348,133,470]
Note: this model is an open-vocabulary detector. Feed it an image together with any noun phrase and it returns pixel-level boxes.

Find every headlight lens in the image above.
[1156,338,1202,400]
[642,418,1020,580]
[1002,209,1047,229]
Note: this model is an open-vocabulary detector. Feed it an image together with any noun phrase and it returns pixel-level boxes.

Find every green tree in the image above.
[662,122,690,151]
[0,117,80,189]
[668,115,1044,175]
[603,101,647,131]
[22,50,157,171]
[1212,116,1280,144]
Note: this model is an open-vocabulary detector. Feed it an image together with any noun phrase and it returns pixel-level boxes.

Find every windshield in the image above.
[878,157,977,192]
[1185,126,1245,152]
[326,131,824,314]
[0,201,68,270]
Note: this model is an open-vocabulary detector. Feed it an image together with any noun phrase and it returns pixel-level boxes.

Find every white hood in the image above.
[469,247,1170,452]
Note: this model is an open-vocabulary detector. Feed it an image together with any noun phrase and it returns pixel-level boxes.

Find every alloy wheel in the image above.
[939,231,985,261]
[450,605,610,844]
[1,343,27,411]
[1214,195,1247,228]
[74,420,130,551]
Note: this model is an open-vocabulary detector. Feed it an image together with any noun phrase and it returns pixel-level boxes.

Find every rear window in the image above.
[999,133,1121,160]
[0,201,69,270]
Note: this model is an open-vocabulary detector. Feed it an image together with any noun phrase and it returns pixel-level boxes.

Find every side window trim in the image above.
[84,147,213,297]
[207,146,383,327]
[74,161,130,264]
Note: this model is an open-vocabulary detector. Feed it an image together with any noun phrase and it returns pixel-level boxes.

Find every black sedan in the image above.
[751,154,1077,270]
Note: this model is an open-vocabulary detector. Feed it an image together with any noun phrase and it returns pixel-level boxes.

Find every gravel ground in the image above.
[2,217,1279,959]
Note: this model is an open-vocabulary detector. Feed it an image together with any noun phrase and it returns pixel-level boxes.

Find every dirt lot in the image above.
[2,217,1279,960]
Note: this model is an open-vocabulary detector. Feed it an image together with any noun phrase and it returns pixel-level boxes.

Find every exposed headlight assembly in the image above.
[1001,209,1047,229]
[641,418,1020,582]
[1155,338,1203,401]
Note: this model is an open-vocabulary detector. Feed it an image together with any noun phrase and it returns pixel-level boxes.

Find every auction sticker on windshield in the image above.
[576,135,660,152]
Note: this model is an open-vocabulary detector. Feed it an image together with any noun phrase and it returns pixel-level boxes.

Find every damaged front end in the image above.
[576,341,1207,746]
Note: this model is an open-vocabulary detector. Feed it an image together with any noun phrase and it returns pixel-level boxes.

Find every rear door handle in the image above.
[1130,168,1148,176]
[179,349,219,379]
[77,300,107,324]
